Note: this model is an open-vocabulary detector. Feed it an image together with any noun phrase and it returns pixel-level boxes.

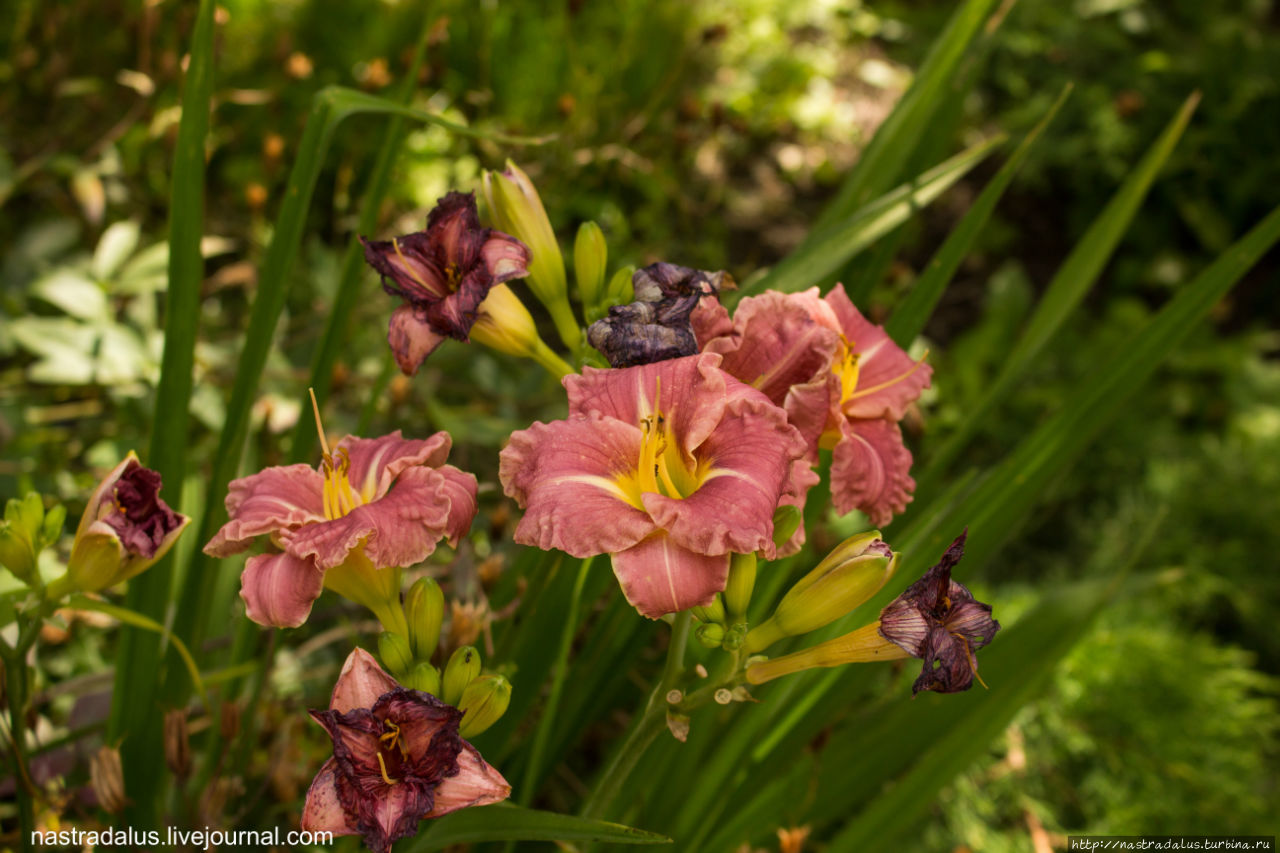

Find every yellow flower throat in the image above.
[616,378,710,510]
[310,388,361,520]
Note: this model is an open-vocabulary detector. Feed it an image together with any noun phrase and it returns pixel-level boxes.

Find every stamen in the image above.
[376,752,398,786]
[954,634,989,690]
[309,388,331,459]
[848,351,930,401]
[392,238,434,292]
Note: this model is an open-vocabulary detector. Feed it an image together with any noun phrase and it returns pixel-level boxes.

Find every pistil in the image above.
[310,388,360,521]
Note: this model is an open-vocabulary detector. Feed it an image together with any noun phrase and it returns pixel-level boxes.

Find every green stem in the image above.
[579,612,692,821]
[546,299,583,357]
[529,338,576,379]
[3,609,48,853]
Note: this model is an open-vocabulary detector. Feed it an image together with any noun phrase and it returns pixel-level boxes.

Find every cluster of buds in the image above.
[375,577,511,739]
[0,493,66,587]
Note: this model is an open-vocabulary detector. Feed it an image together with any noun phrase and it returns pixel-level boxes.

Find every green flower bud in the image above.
[457,674,512,738]
[724,552,757,620]
[406,662,442,696]
[691,594,726,625]
[607,265,635,305]
[695,622,725,648]
[481,161,580,351]
[574,221,608,310]
[404,576,445,661]
[378,632,414,679]
[770,505,803,551]
[745,533,896,653]
[0,517,37,585]
[442,645,482,706]
[722,623,747,651]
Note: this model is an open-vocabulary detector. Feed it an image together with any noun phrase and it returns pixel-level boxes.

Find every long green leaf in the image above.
[814,0,1001,229]
[900,200,1280,578]
[109,0,215,824]
[886,83,1073,347]
[404,805,671,850]
[913,91,1201,497]
[742,136,1005,297]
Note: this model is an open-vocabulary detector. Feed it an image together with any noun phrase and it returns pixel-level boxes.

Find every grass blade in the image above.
[814,0,1001,229]
[742,136,1005,297]
[405,804,672,849]
[914,91,1201,496]
[108,0,215,822]
[885,83,1073,347]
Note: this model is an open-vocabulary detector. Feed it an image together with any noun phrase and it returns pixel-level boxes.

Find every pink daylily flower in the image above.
[499,353,816,618]
[693,284,931,527]
[302,648,510,853]
[204,431,477,629]
[362,191,531,375]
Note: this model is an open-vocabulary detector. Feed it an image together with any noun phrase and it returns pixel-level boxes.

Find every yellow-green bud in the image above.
[691,594,726,625]
[606,265,635,305]
[377,632,414,679]
[406,662,442,696]
[404,577,444,661]
[722,623,747,651]
[574,221,608,309]
[770,505,803,551]
[0,493,60,585]
[724,553,757,620]
[695,622,725,648]
[745,533,896,653]
[442,645,482,706]
[0,521,37,585]
[457,674,512,738]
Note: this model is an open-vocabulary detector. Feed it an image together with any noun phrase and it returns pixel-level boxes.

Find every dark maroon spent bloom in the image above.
[102,463,183,559]
[877,530,999,695]
[361,191,531,374]
[310,688,464,853]
[587,262,733,367]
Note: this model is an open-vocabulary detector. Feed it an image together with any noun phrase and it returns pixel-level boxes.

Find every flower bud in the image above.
[607,265,635,305]
[574,221,608,309]
[404,576,445,662]
[457,674,512,738]
[377,631,415,679]
[690,593,726,625]
[52,453,189,597]
[724,552,757,621]
[442,645,482,706]
[406,661,442,696]
[745,622,909,684]
[164,708,191,778]
[770,505,803,551]
[481,161,580,351]
[694,622,725,648]
[91,745,126,814]
[745,533,896,653]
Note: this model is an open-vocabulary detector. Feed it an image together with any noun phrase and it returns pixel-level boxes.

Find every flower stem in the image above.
[530,338,576,379]
[3,613,46,853]
[546,299,583,357]
[579,612,692,821]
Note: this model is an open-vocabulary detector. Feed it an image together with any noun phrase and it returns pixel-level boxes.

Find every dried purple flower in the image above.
[877,530,999,694]
[587,262,733,367]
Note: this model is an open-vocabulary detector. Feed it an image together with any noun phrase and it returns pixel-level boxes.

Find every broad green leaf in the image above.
[814,0,1001,229]
[742,135,1005,297]
[913,91,1201,497]
[31,269,107,320]
[91,220,140,280]
[886,83,1073,347]
[405,804,671,850]
[111,0,216,824]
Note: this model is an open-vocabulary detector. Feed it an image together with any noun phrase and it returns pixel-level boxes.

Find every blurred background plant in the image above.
[1,0,1277,849]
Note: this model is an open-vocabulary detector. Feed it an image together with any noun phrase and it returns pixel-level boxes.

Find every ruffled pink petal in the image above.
[830,417,915,527]
[364,783,432,853]
[784,372,838,459]
[824,284,931,420]
[565,353,729,456]
[301,758,359,838]
[330,648,400,713]
[425,742,511,818]
[435,465,480,547]
[610,534,729,619]
[204,464,325,557]
[704,291,842,410]
[335,430,453,503]
[480,231,532,283]
[642,389,810,559]
[689,294,734,348]
[288,467,477,570]
[775,455,820,556]
[239,552,325,628]
[388,304,447,376]
[500,414,656,557]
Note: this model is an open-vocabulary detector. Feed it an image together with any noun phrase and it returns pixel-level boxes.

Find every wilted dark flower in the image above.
[587,262,733,367]
[878,530,999,694]
[361,192,531,375]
